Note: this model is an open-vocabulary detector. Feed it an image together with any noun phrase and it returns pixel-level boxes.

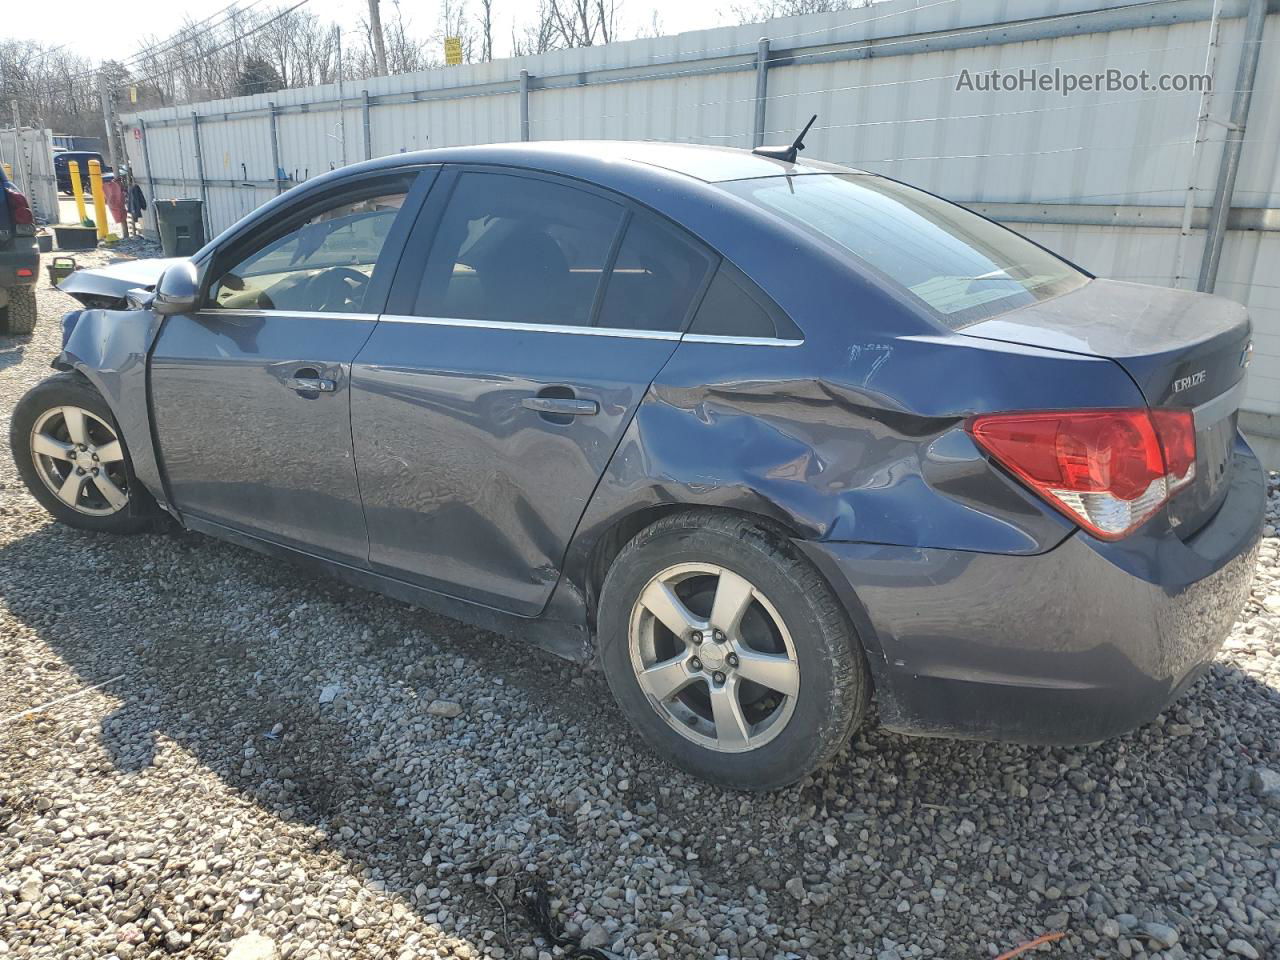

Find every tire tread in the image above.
[599,509,869,790]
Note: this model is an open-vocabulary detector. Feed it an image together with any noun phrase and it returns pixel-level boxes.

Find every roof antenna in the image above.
[752,114,818,164]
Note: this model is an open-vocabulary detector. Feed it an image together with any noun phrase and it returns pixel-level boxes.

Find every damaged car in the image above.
[10,141,1264,790]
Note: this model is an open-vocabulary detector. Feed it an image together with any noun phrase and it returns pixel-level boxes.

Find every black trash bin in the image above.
[155,198,206,257]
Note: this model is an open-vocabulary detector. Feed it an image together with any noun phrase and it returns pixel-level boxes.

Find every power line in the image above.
[123,0,275,71]
[58,0,280,87]
[125,0,269,68]
[122,0,313,92]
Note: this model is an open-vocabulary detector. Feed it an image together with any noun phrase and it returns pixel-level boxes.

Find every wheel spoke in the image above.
[639,579,701,639]
[637,654,697,702]
[709,681,751,747]
[57,471,86,505]
[32,433,74,461]
[94,440,124,464]
[92,472,128,510]
[709,569,755,635]
[734,648,800,697]
[61,407,88,445]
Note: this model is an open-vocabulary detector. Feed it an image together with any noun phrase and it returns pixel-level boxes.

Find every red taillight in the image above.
[4,182,34,234]
[1151,408,1196,493]
[967,409,1197,540]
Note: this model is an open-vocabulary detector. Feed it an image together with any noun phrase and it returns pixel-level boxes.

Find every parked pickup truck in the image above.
[0,166,39,334]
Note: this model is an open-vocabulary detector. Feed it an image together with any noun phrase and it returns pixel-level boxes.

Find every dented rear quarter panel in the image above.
[564,282,1151,606]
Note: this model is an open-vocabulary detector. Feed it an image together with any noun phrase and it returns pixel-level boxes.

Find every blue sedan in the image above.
[12,141,1263,789]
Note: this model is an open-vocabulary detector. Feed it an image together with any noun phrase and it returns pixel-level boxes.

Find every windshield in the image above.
[723,174,1087,327]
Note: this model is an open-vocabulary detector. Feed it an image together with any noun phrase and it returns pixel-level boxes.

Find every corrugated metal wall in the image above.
[120,0,1280,453]
[1,127,60,226]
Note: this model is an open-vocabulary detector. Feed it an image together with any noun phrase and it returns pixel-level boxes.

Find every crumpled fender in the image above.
[57,308,172,513]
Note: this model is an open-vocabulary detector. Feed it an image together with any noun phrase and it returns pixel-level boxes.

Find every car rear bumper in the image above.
[801,434,1264,745]
[0,238,40,288]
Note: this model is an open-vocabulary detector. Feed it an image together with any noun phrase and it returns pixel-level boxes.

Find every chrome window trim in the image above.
[682,333,804,347]
[377,314,681,341]
[376,314,804,345]
[1192,377,1248,430]
[197,308,377,322]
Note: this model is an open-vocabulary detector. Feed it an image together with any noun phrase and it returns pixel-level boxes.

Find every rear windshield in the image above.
[722,174,1087,327]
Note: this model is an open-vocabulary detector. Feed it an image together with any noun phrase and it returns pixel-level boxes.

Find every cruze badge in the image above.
[1172,370,1207,393]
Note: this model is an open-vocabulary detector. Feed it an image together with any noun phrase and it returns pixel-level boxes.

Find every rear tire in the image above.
[10,372,160,533]
[0,287,37,335]
[597,511,869,791]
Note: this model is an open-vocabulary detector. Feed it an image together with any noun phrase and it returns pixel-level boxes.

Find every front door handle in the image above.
[521,396,598,417]
[287,376,336,393]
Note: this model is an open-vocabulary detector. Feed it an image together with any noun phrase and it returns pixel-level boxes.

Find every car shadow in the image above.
[1,519,1278,957]
[0,331,30,371]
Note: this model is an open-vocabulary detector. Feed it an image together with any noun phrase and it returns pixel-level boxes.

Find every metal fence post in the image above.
[269,102,283,195]
[192,112,210,239]
[753,38,770,147]
[1197,0,1266,293]
[519,70,530,142]
[362,90,373,160]
[139,118,159,236]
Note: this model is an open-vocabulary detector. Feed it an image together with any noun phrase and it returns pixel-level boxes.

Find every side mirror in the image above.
[153,260,200,316]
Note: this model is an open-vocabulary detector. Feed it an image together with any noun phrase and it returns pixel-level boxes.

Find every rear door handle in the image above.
[521,397,598,416]
[287,376,336,393]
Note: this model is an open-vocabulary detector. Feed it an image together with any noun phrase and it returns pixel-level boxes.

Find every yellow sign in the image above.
[444,36,462,65]
[129,86,138,103]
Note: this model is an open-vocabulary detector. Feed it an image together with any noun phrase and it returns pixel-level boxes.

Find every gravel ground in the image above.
[2,246,1279,960]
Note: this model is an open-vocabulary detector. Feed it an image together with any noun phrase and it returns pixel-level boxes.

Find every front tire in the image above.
[0,287,37,335]
[10,373,159,533]
[597,511,869,790]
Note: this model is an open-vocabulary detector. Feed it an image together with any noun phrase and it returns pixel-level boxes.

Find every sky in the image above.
[14,0,738,64]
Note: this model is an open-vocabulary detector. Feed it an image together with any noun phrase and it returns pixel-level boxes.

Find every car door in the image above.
[149,169,432,565]
[351,167,716,615]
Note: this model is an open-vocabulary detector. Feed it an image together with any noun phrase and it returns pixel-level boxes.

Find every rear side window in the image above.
[723,174,1087,328]
[596,214,713,332]
[688,263,797,340]
[415,172,624,327]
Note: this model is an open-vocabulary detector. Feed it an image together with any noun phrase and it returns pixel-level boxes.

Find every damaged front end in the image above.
[57,256,181,309]
[54,302,172,515]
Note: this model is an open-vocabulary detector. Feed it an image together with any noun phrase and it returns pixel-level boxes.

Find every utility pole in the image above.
[98,74,120,172]
[367,0,389,76]
[98,71,129,238]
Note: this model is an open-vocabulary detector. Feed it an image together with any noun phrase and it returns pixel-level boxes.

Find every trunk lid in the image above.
[960,278,1252,538]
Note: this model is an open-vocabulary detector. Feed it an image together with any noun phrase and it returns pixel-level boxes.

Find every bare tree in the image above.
[0,40,104,137]
[439,0,477,64]
[637,10,665,38]
[511,0,561,56]
[545,0,618,47]
[730,0,870,24]
[478,0,495,62]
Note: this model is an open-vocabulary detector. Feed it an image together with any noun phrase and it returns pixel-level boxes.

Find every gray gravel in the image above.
[2,247,1279,960]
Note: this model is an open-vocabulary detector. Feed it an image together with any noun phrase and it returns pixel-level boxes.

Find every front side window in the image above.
[415,172,624,327]
[209,189,408,313]
[723,174,1087,328]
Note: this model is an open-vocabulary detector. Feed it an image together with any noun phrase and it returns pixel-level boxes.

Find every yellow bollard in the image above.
[1,162,11,179]
[88,159,109,240]
[68,161,89,225]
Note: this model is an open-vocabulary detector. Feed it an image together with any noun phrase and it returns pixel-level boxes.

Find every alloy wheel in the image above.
[29,406,130,516]
[627,562,800,753]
